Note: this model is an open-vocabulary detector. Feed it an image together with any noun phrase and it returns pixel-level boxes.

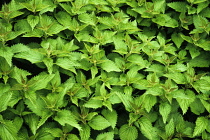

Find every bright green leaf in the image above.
[159,102,171,123]
[193,117,208,137]
[88,115,111,130]
[102,109,118,129]
[54,110,81,130]
[119,124,138,140]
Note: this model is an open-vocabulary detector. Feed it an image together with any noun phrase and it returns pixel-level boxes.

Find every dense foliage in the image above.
[0,0,210,139]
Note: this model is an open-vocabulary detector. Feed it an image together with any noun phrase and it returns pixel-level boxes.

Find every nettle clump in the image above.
[0,0,210,140]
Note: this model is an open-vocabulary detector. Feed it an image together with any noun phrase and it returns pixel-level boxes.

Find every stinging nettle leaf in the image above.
[0,47,13,66]
[159,102,171,123]
[84,99,103,109]
[88,115,111,130]
[27,15,39,30]
[101,60,121,72]
[171,33,184,48]
[0,116,19,140]
[143,94,157,113]
[14,49,44,63]
[78,12,97,26]
[127,54,148,69]
[102,109,118,129]
[165,118,175,137]
[54,110,81,130]
[0,90,13,112]
[24,114,39,135]
[193,117,208,137]
[139,117,159,140]
[113,35,128,54]
[96,132,114,140]
[79,124,91,140]
[190,98,206,115]
[167,2,187,12]
[164,73,186,84]
[175,90,195,114]
[119,124,138,140]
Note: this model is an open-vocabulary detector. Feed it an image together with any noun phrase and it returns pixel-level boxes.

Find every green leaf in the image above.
[200,99,210,113]
[55,11,72,27]
[24,114,39,135]
[79,124,90,140]
[154,0,166,13]
[96,132,114,140]
[67,134,80,140]
[91,66,98,79]
[75,31,98,43]
[102,109,118,129]
[10,67,31,84]
[127,54,148,69]
[46,128,63,137]
[159,102,171,123]
[0,89,13,112]
[46,22,65,36]
[115,92,133,111]
[145,86,163,96]
[143,94,157,113]
[197,1,209,14]
[152,14,178,28]
[169,63,187,72]
[88,115,111,130]
[11,43,30,53]
[22,28,44,37]
[189,52,210,67]
[57,0,72,2]
[54,110,81,130]
[171,33,184,48]
[139,117,159,140]
[24,92,46,116]
[193,15,208,29]
[190,98,205,115]
[186,45,200,59]
[56,57,80,74]
[78,12,97,26]
[193,117,208,137]
[0,47,13,66]
[0,116,18,140]
[14,49,44,63]
[165,119,174,137]
[101,60,121,72]
[37,111,53,129]
[176,90,195,114]
[13,117,23,133]
[84,99,103,109]
[167,2,187,12]
[164,73,186,84]
[43,57,53,74]
[20,0,49,13]
[28,73,54,91]
[113,36,128,54]
[27,15,39,30]
[119,124,138,140]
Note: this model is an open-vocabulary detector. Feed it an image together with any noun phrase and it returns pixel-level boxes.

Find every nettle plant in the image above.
[0,0,210,140]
